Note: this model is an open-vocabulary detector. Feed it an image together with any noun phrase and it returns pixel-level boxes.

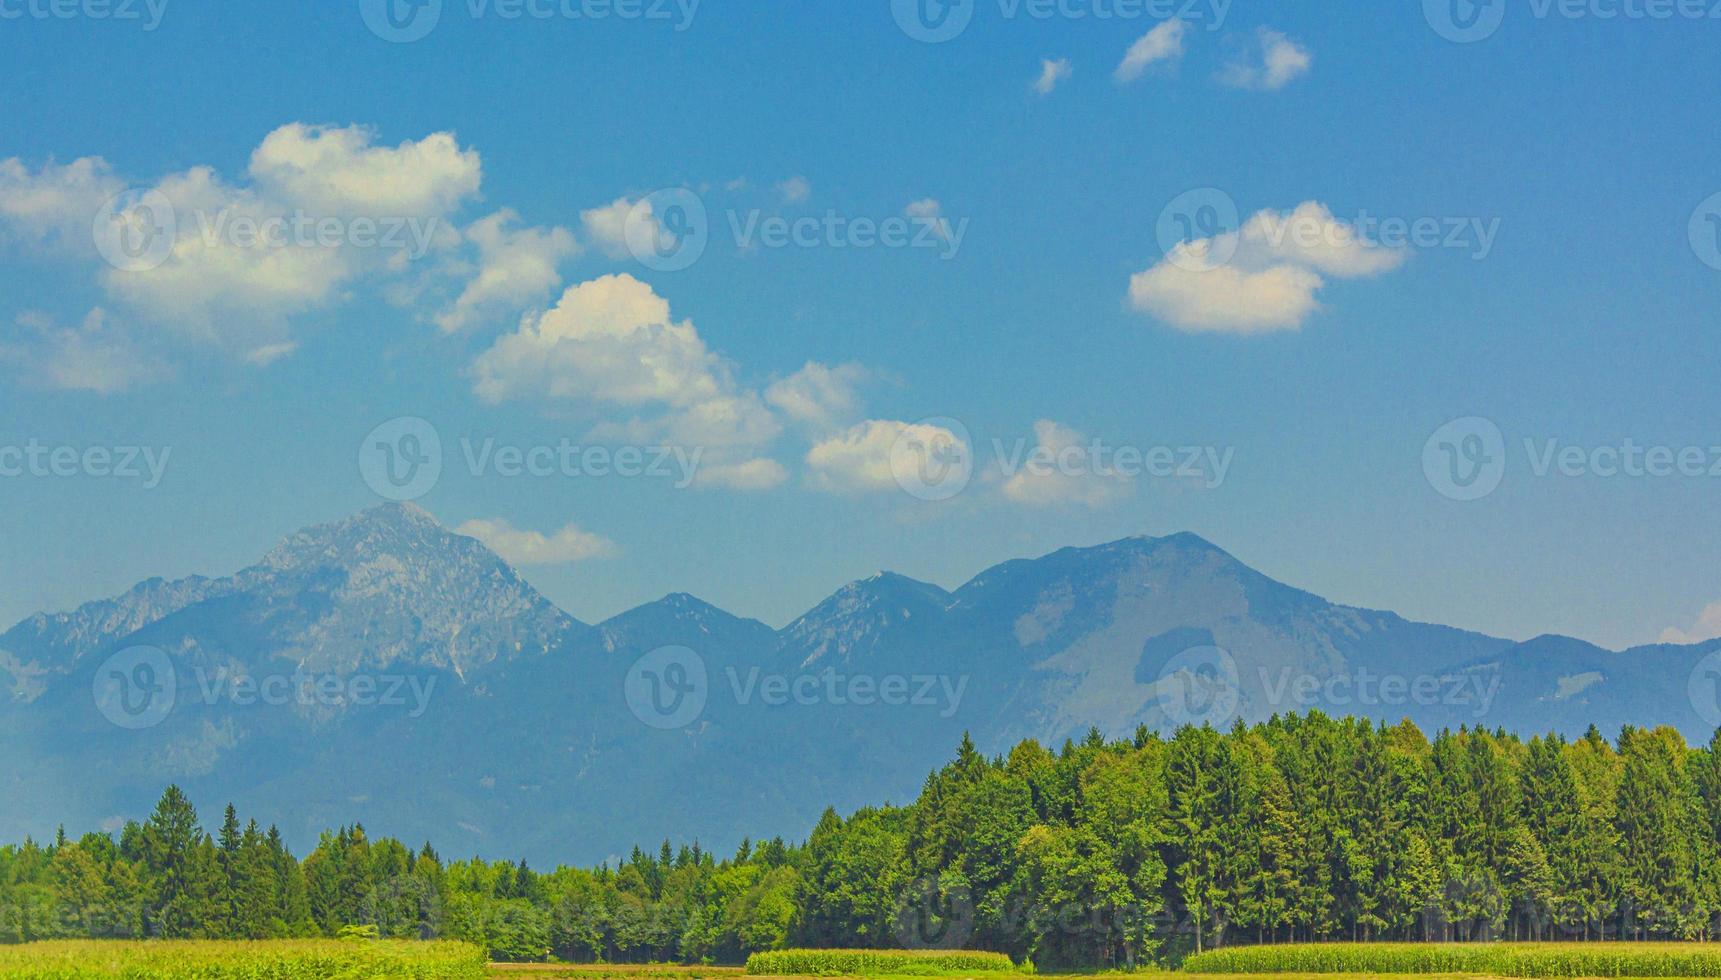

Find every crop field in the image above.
[1184,942,1721,977]
[0,939,487,978]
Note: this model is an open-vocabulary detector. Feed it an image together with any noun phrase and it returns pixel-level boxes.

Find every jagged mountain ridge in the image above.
[3,503,1717,865]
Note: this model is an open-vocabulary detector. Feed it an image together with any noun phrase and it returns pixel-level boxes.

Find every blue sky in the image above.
[2,0,1720,650]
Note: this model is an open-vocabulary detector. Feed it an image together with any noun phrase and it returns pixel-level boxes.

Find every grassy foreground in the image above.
[0,939,487,978]
[1184,941,1721,977]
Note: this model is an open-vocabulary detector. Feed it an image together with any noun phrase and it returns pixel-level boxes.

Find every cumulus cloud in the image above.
[1,308,172,393]
[580,196,636,260]
[1661,602,1721,645]
[693,458,790,491]
[433,209,578,333]
[999,420,1131,507]
[1128,201,1407,333]
[454,518,618,566]
[1034,58,1073,95]
[472,274,792,486]
[765,361,869,431]
[806,419,967,494]
[1115,20,1188,82]
[1220,28,1312,90]
[0,123,484,360]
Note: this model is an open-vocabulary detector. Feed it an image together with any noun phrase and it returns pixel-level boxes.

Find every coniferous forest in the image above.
[5,715,1721,967]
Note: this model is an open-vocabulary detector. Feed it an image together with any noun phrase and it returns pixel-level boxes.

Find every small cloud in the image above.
[454,518,619,566]
[807,419,964,494]
[765,361,869,431]
[1034,58,1074,95]
[1661,601,1721,645]
[245,341,298,366]
[1,308,173,393]
[998,420,1132,507]
[1128,201,1406,334]
[777,176,812,205]
[1115,20,1188,82]
[434,209,577,333]
[904,198,953,242]
[580,196,637,260]
[1220,28,1312,91]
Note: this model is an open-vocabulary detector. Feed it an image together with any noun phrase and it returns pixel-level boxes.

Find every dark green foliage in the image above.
[4,717,1721,965]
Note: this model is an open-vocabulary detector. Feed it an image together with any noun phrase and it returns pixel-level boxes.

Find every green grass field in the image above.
[0,939,487,978]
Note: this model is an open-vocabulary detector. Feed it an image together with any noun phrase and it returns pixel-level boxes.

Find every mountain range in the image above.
[3,502,1717,864]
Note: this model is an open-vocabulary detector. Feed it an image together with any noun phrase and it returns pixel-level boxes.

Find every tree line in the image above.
[4,714,1721,966]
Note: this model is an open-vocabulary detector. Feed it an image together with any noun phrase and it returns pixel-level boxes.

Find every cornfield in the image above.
[743,949,1015,976]
[1182,941,1721,977]
[0,939,488,978]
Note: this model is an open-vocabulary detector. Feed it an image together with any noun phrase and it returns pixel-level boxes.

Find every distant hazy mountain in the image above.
[2,504,1716,864]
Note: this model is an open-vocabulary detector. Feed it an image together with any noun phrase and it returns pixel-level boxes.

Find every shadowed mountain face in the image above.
[3,504,1716,864]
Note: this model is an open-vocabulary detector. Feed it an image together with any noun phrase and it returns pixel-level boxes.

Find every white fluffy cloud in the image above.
[433,209,577,333]
[1221,28,1312,90]
[454,518,618,566]
[247,123,481,217]
[472,273,792,485]
[1128,201,1407,333]
[580,196,636,260]
[1,308,172,393]
[1661,602,1721,645]
[1034,58,1074,94]
[999,420,1132,507]
[0,123,485,363]
[1115,20,1188,82]
[806,419,965,494]
[766,361,869,430]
